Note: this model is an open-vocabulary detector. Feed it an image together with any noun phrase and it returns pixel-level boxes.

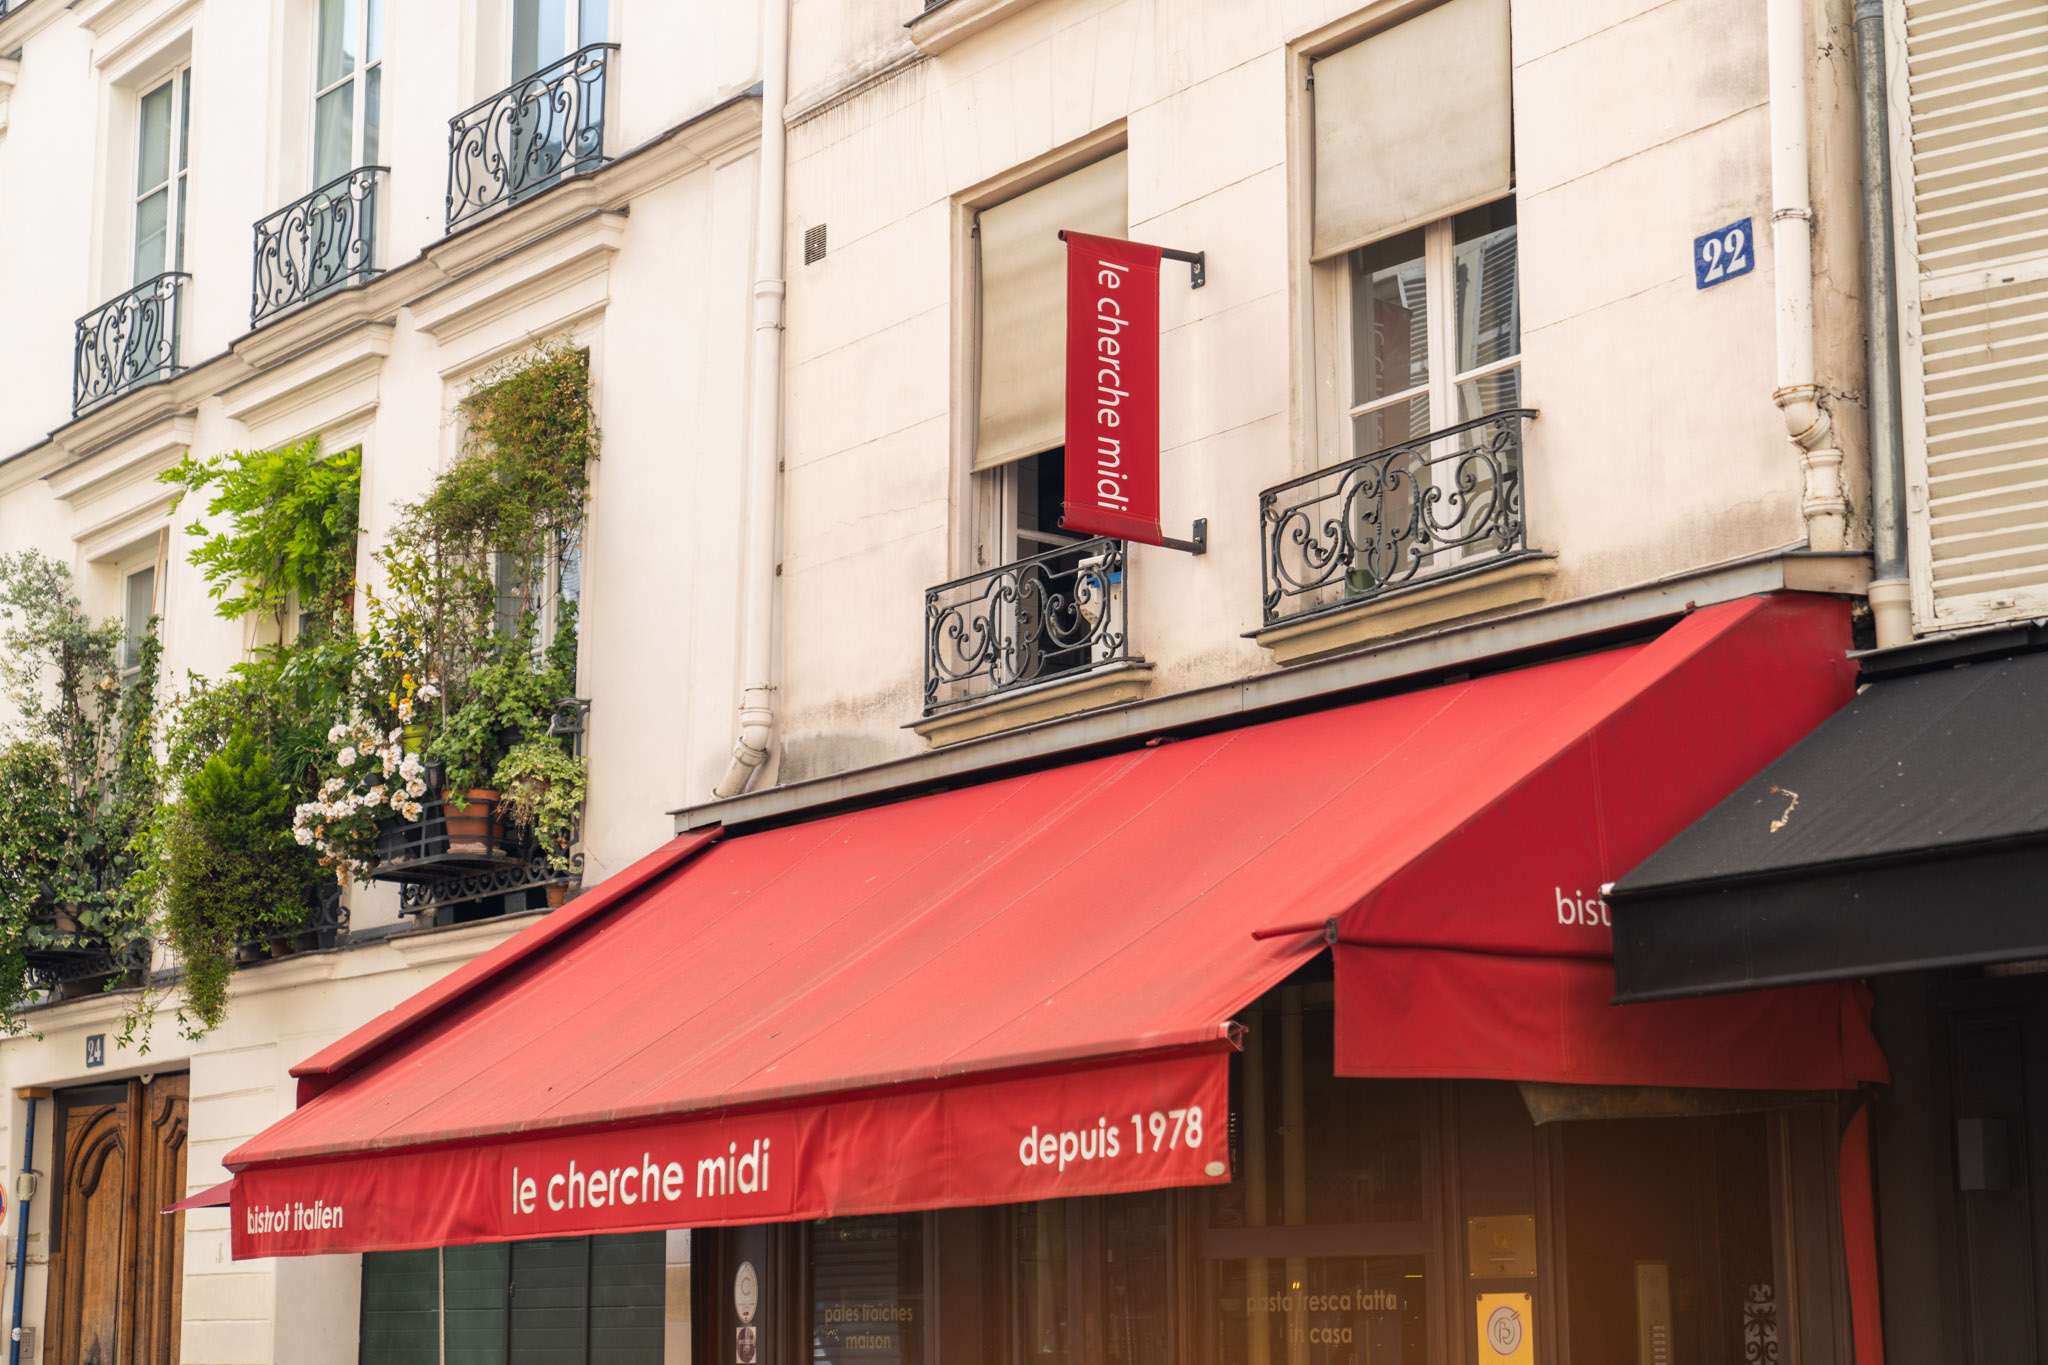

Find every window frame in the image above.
[131,66,191,285]
[1336,201,1522,457]
[119,561,159,681]
[510,0,608,78]
[311,0,383,187]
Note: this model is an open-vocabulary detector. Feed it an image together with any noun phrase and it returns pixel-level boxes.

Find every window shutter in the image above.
[444,1242,511,1363]
[359,1250,442,1365]
[1310,0,1513,260]
[974,151,1128,472]
[510,1236,593,1364]
[589,1232,666,1364]
[1901,0,2048,625]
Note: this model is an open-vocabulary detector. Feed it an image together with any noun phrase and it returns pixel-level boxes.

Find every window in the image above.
[133,69,191,284]
[1345,199,1520,454]
[313,0,383,185]
[1309,0,1515,458]
[121,564,157,680]
[811,1215,926,1363]
[1201,988,1432,1363]
[512,0,608,75]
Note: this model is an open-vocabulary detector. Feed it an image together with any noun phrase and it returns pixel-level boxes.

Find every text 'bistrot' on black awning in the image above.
[1610,639,2048,1002]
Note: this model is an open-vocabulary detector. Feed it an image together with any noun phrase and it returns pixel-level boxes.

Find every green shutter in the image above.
[511,1236,593,1364]
[359,1250,440,1365]
[445,1242,512,1363]
[590,1232,667,1364]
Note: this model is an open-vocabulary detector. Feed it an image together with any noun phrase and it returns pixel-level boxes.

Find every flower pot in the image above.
[545,881,571,909]
[443,788,501,855]
[402,723,427,754]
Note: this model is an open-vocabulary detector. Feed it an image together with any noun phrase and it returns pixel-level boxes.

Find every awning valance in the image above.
[1611,644,2048,1001]
[226,594,1883,1259]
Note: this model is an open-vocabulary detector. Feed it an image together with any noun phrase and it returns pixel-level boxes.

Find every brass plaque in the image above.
[1467,1214,1537,1278]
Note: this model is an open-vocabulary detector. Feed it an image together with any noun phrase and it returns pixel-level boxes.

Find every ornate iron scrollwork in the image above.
[251,166,386,325]
[446,44,617,231]
[924,536,1129,713]
[1258,408,1534,626]
[72,272,189,416]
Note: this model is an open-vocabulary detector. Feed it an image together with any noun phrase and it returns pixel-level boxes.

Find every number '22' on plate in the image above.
[1694,218,1755,290]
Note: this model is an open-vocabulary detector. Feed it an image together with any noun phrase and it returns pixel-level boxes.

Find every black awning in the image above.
[1610,644,2048,1001]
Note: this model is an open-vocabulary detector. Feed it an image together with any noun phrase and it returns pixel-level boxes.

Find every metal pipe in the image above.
[9,1095,39,1365]
[1767,0,1848,551]
[716,0,792,799]
[1855,0,1913,646]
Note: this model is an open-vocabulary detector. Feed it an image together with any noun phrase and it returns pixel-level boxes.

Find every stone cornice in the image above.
[905,0,1054,55]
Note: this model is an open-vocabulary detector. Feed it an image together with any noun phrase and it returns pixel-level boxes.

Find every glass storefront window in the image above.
[811,1215,925,1364]
[1210,998,1428,1230]
[1012,1192,1173,1364]
[1211,1255,1427,1364]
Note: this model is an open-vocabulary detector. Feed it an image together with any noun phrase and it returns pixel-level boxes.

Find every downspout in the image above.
[1767,0,1848,552]
[1854,0,1913,647]
[715,0,791,799]
[8,1094,39,1365]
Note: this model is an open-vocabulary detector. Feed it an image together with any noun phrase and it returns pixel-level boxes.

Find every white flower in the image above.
[405,778,427,798]
[396,700,414,723]
[328,722,347,744]
[337,746,357,767]
[390,727,404,743]
[365,786,386,806]
[417,681,441,700]
[293,827,314,846]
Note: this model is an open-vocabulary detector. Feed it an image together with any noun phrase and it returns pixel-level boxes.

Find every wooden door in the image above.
[45,1074,188,1365]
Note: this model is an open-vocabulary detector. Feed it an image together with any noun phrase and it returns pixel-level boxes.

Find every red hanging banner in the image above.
[230,1048,1229,1257]
[1062,231,1166,545]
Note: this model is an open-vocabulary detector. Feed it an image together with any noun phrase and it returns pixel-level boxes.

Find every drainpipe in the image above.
[715,0,791,799]
[1854,0,1912,646]
[8,1094,39,1365]
[1767,0,1848,552]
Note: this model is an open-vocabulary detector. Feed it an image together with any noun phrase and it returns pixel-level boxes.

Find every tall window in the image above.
[313,0,383,185]
[972,151,1128,564]
[121,563,157,681]
[512,0,607,75]
[133,69,190,283]
[1347,198,1520,454]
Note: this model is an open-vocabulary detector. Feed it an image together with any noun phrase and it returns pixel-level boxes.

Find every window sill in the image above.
[912,659,1154,748]
[905,0,1052,55]
[1252,553,1559,665]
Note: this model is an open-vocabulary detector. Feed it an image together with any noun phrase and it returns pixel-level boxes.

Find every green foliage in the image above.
[162,439,362,629]
[386,344,595,731]
[431,603,580,797]
[0,552,162,1032]
[495,738,587,872]
[163,732,324,1034]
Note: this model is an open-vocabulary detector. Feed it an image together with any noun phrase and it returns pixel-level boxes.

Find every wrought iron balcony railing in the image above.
[446,43,617,232]
[1260,408,1534,627]
[73,272,189,416]
[251,165,386,326]
[925,536,1130,713]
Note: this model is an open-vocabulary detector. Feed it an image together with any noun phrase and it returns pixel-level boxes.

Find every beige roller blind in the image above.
[974,151,1128,472]
[1311,0,1512,261]
[1900,0,2048,626]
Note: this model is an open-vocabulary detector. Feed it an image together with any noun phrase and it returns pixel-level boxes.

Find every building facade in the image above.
[5,0,2024,1361]
[0,0,767,1357]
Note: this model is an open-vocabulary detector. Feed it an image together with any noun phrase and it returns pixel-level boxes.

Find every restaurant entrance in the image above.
[694,973,1856,1364]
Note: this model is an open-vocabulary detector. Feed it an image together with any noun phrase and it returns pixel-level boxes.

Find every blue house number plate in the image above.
[1695,218,1755,289]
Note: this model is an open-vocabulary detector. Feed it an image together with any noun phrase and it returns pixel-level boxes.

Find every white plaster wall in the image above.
[770,0,1876,780]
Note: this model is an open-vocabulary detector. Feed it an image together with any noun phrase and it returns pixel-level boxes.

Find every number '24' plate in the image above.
[1694,217,1755,290]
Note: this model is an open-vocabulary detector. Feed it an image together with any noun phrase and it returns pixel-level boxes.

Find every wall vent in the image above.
[804,224,828,265]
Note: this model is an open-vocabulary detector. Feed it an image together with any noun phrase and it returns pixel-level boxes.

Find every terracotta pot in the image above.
[545,881,571,909]
[442,787,501,854]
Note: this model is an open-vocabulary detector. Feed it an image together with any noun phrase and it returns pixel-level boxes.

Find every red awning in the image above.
[164,1179,234,1214]
[225,594,1884,1258]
